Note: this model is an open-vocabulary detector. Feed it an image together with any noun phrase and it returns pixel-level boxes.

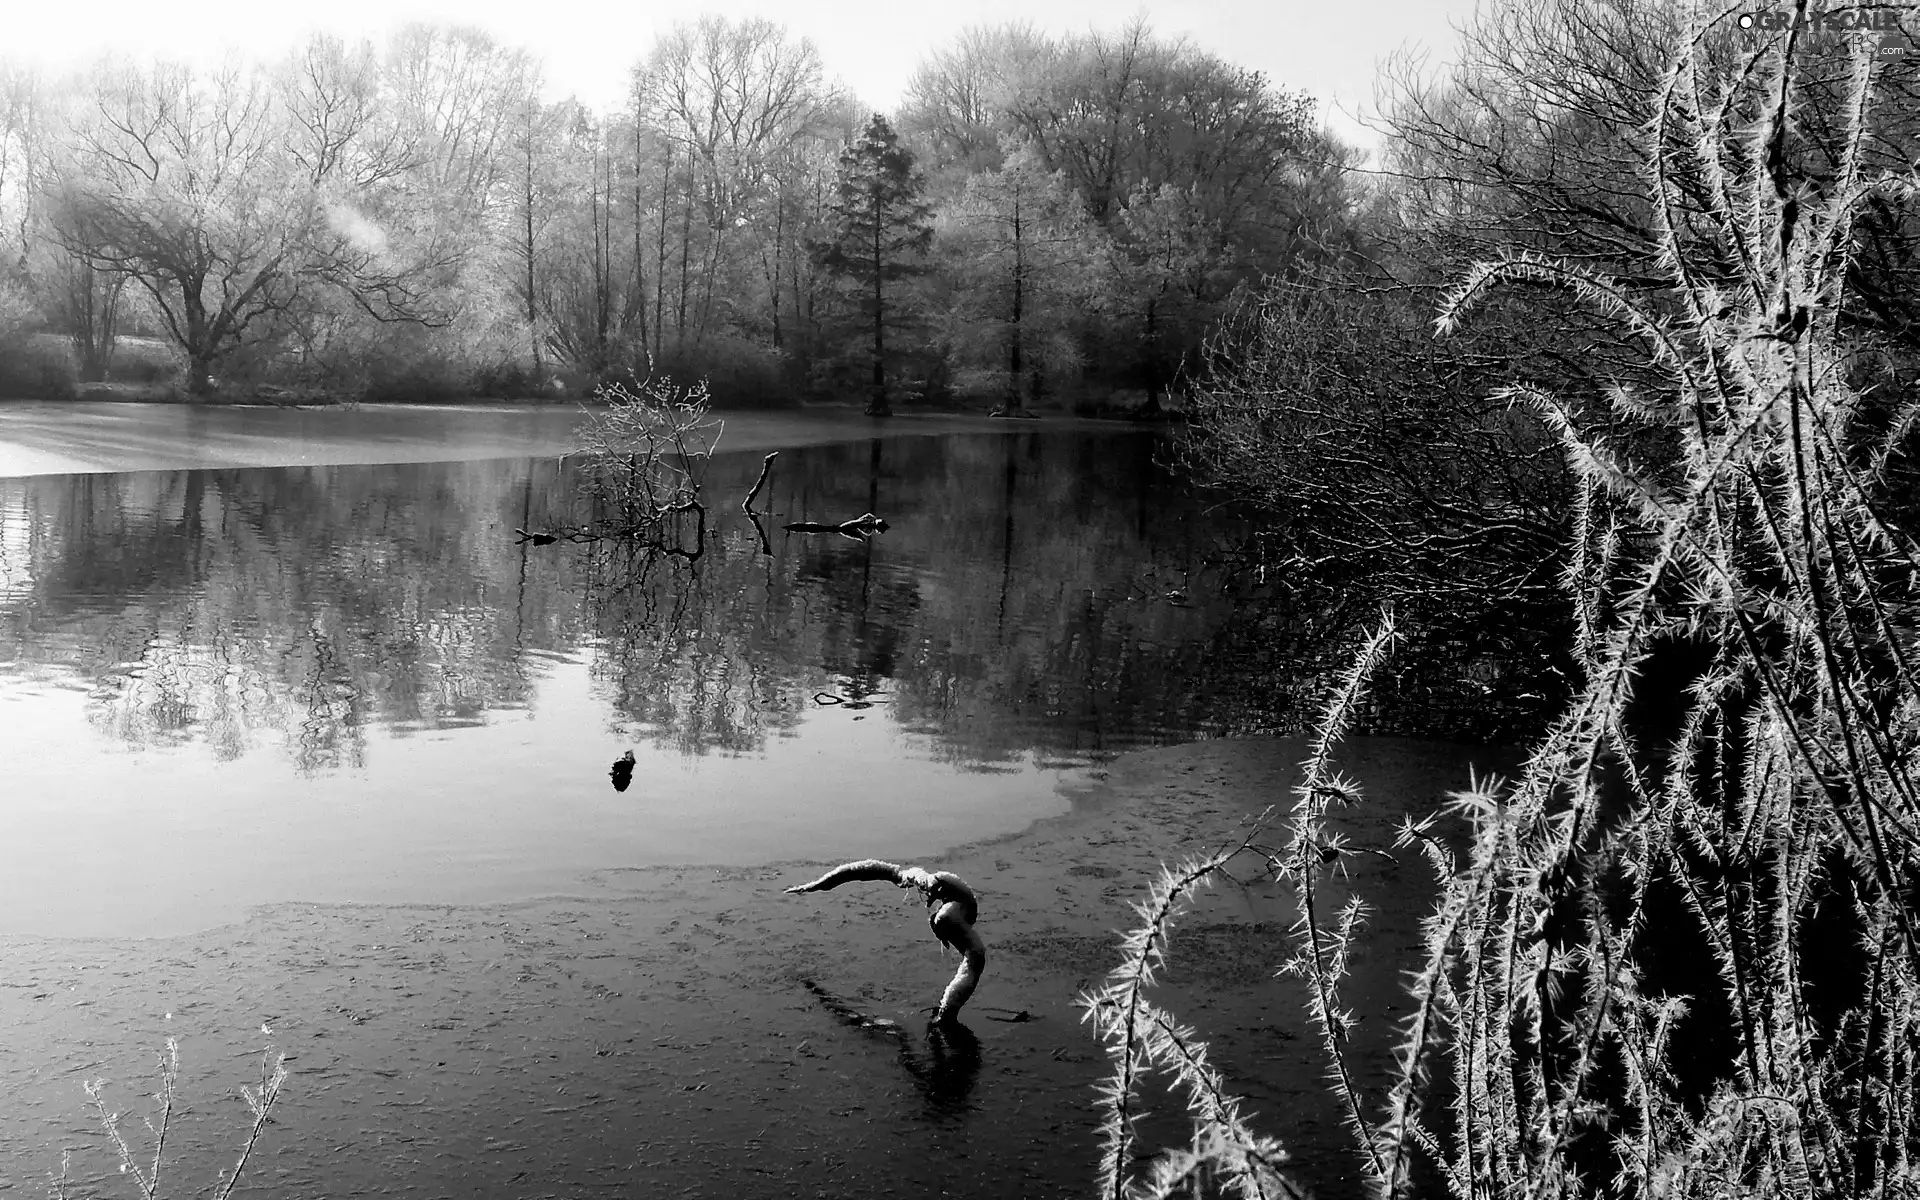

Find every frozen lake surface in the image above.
[0,425,1242,935]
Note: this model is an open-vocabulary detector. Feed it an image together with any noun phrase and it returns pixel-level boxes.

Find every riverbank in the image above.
[0,401,1119,477]
[0,734,1503,1200]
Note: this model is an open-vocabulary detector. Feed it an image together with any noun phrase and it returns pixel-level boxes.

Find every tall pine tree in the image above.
[815,114,933,416]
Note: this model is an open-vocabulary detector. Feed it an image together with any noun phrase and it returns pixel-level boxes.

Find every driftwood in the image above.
[742,452,778,513]
[786,860,985,1022]
[782,512,890,538]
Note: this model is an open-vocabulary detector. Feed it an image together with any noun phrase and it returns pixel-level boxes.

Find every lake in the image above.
[0,426,1255,937]
[0,412,1511,1200]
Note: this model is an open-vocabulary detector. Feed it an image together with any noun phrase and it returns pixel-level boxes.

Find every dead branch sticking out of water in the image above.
[742,451,778,513]
[786,860,985,1022]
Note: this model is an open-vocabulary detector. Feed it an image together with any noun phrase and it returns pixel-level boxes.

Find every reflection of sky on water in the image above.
[0,432,1253,937]
[0,655,1074,937]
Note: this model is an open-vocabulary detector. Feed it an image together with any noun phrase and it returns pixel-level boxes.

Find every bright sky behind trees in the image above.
[7,0,1468,148]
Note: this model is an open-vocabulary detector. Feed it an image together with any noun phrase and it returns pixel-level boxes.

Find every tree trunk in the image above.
[66,262,123,384]
[599,146,616,373]
[183,291,216,399]
[677,161,693,354]
[768,198,785,351]
[524,120,542,376]
[1008,196,1025,413]
[791,224,809,365]
[187,349,217,398]
[867,198,889,417]
[1141,295,1163,417]
[656,138,671,361]
[631,90,650,364]
[697,216,722,347]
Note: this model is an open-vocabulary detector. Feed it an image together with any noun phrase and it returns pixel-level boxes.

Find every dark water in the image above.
[0,430,1267,936]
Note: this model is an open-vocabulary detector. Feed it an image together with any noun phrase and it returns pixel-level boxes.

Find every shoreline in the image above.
[0,734,1504,1200]
[0,401,1130,478]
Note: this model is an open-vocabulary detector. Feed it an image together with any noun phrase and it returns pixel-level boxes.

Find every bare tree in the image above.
[0,59,44,267]
[278,35,407,190]
[899,23,1055,175]
[380,25,539,216]
[639,17,835,348]
[0,61,125,384]
[51,56,450,395]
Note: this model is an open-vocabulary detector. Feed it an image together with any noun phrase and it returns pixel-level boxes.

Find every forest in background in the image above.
[0,17,1353,413]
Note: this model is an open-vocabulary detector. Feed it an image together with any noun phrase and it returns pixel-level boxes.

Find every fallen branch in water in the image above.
[782,512,889,538]
[512,500,707,559]
[786,860,985,1022]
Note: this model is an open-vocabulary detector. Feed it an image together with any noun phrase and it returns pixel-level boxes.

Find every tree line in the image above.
[0,18,1352,411]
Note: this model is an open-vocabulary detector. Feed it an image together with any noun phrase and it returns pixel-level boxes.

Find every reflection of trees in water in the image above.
[0,430,1443,772]
[0,461,588,770]
[587,432,1279,763]
[585,536,810,756]
[766,434,1259,764]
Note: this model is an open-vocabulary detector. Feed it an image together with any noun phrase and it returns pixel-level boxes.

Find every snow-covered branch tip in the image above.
[787,859,986,1022]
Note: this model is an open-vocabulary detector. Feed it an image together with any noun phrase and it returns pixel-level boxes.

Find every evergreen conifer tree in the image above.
[815,114,933,416]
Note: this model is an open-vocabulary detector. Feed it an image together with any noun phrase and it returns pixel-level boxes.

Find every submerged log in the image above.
[782,512,889,537]
[786,860,985,1022]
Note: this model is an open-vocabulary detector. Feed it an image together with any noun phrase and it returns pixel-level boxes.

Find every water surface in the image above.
[0,430,1247,936]
[0,400,1097,474]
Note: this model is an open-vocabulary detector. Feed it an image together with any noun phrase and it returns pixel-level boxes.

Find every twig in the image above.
[212,1050,288,1200]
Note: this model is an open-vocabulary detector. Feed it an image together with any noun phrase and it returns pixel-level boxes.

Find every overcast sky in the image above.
[5,0,1474,149]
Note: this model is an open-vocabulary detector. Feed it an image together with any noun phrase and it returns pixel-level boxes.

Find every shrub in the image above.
[0,334,78,400]
[1099,17,1920,1200]
[571,373,720,556]
[1180,265,1573,610]
[108,338,179,385]
[50,1038,288,1200]
[648,335,796,408]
